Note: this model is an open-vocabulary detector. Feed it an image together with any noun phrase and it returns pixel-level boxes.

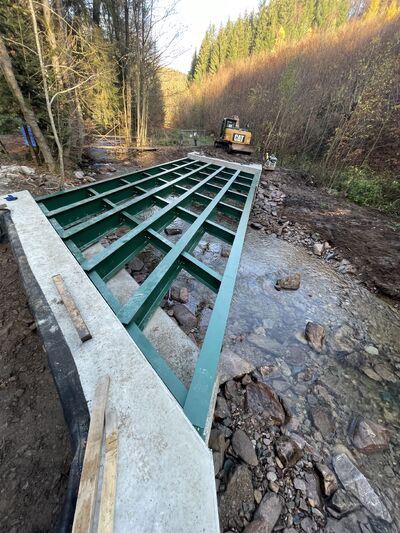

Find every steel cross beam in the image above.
[36,156,260,439]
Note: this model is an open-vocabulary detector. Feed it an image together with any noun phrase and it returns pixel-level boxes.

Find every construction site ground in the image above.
[0,138,399,531]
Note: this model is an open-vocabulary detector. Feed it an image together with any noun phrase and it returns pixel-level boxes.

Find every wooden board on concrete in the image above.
[52,273,92,342]
[98,409,118,533]
[72,376,110,533]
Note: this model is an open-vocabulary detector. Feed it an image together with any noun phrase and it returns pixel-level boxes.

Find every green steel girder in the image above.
[36,156,260,439]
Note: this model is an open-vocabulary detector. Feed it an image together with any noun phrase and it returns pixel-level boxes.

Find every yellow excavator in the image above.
[214,116,254,154]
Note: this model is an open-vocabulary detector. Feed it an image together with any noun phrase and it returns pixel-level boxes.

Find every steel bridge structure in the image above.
[36,154,260,438]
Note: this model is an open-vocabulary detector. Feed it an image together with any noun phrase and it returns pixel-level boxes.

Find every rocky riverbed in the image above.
[100,164,400,533]
[112,203,400,532]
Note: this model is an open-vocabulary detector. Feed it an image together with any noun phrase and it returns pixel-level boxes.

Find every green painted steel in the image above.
[36,157,260,438]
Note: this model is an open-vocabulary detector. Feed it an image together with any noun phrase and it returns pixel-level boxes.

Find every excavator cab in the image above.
[220,117,238,136]
[215,116,254,154]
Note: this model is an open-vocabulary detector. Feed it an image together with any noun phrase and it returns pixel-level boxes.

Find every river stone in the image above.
[173,304,197,331]
[164,226,182,236]
[332,453,392,523]
[232,429,258,466]
[275,272,301,291]
[275,435,303,467]
[334,325,357,354]
[305,322,325,352]
[373,363,397,383]
[170,286,188,303]
[245,382,286,425]
[315,463,338,496]
[218,349,256,384]
[251,222,262,230]
[208,428,227,453]
[247,333,283,354]
[294,477,307,492]
[225,379,243,406]
[364,345,379,356]
[325,514,363,533]
[305,471,323,509]
[215,396,231,420]
[213,450,224,475]
[310,405,336,438]
[74,170,85,179]
[313,242,324,256]
[219,465,254,531]
[243,493,283,533]
[361,366,382,382]
[128,256,144,272]
[285,347,306,366]
[349,416,390,454]
[330,489,359,515]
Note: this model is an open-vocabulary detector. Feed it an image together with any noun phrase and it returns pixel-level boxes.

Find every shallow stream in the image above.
[220,230,400,526]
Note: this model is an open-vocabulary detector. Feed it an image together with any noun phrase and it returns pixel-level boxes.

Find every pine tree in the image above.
[209,26,228,74]
[252,2,274,54]
[194,25,215,82]
[188,50,198,80]
[236,16,252,59]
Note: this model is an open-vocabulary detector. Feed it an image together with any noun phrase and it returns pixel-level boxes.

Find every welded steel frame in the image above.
[36,157,259,438]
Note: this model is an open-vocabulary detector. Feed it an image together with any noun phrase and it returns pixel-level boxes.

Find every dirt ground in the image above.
[263,168,400,301]
[0,241,71,532]
[198,147,400,302]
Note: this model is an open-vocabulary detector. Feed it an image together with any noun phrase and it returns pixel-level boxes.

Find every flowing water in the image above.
[218,229,400,526]
[132,206,400,527]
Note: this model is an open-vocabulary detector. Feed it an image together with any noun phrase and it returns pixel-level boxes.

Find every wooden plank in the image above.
[52,273,92,342]
[98,409,118,533]
[72,376,110,533]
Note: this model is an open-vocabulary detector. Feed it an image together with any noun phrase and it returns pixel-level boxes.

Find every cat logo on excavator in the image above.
[214,116,254,154]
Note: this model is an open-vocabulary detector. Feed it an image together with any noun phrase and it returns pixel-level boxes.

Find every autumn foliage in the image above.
[177,13,400,190]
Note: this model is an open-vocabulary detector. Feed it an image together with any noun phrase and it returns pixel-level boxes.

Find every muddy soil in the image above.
[0,241,71,532]
[265,168,400,301]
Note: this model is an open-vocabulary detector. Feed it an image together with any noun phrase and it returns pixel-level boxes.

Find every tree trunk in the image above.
[0,34,56,172]
[28,0,64,181]
[42,0,85,166]
[93,0,101,25]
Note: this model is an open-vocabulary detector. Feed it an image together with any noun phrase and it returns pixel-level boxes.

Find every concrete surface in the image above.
[5,190,219,533]
[84,243,199,388]
[187,152,262,179]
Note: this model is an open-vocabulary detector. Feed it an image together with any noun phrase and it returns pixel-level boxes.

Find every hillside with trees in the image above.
[178,0,400,212]
[189,0,351,81]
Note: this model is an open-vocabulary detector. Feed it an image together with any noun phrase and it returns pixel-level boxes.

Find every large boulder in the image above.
[332,453,392,523]
[244,493,283,533]
[245,381,286,426]
[219,465,254,531]
[349,416,390,454]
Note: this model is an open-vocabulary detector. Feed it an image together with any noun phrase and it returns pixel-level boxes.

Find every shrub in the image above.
[339,166,400,214]
[0,114,22,134]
